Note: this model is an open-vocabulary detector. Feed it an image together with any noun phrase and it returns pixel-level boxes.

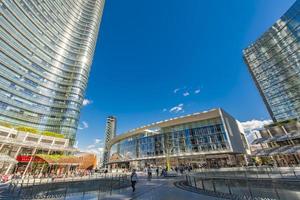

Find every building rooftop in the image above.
[109,108,223,146]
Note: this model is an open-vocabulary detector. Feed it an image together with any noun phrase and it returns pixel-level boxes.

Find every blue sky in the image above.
[77,0,296,151]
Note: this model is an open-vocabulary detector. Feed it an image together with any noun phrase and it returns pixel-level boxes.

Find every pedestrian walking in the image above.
[147,167,152,181]
[131,169,138,192]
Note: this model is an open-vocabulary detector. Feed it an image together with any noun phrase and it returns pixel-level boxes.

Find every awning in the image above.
[36,154,80,165]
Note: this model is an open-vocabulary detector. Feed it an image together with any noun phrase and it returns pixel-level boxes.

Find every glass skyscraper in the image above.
[243,1,300,122]
[0,0,105,144]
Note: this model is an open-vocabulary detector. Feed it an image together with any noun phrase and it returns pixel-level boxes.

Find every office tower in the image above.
[0,0,105,145]
[243,1,300,122]
[102,116,117,167]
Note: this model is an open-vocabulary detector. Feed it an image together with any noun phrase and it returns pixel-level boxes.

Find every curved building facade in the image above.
[0,0,105,144]
[108,109,249,169]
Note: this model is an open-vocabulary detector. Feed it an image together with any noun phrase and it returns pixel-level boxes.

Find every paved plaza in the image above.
[102,176,221,200]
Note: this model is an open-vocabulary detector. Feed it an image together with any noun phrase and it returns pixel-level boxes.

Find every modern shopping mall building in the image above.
[107,108,250,170]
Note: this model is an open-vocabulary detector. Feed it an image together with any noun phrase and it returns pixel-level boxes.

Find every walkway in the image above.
[102,175,222,200]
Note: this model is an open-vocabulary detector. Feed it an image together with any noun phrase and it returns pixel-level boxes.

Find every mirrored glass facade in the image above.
[108,109,248,165]
[110,118,230,160]
[0,0,105,144]
[243,1,300,122]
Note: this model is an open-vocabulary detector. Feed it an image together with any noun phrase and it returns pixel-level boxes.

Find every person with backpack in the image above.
[130,169,138,192]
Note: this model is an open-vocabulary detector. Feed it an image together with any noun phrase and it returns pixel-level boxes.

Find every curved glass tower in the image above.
[0,0,105,144]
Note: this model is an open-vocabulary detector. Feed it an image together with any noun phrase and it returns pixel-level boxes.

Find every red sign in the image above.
[16,156,45,163]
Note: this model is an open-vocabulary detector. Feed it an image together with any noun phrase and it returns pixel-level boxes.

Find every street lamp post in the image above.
[165,146,175,171]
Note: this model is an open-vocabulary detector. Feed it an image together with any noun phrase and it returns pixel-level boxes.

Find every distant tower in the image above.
[102,116,117,167]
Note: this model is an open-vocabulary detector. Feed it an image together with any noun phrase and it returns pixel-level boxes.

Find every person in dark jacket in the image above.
[131,169,138,192]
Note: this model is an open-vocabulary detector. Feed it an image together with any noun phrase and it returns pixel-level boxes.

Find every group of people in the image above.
[0,169,99,184]
[129,165,194,192]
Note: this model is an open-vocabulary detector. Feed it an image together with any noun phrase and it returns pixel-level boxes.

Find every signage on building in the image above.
[16,155,45,163]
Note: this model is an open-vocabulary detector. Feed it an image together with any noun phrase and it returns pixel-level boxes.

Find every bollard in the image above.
[194,177,197,188]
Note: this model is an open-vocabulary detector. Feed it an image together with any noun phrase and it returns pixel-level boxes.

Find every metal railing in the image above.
[186,167,300,200]
[4,173,130,199]
[193,166,300,180]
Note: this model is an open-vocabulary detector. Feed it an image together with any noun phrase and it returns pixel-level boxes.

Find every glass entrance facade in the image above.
[108,109,249,168]
[110,118,230,160]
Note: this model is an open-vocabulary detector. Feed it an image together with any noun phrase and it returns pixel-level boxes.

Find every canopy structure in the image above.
[253,145,300,157]
[252,137,269,145]
[17,154,80,166]
[16,154,97,169]
[0,154,18,164]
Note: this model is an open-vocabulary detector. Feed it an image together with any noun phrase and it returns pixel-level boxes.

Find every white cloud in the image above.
[173,88,180,93]
[241,119,272,144]
[241,119,272,132]
[78,121,89,130]
[87,144,95,149]
[82,121,88,128]
[169,103,184,113]
[183,92,190,97]
[74,141,79,148]
[81,140,105,159]
[194,89,201,94]
[95,139,102,144]
[82,99,92,106]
